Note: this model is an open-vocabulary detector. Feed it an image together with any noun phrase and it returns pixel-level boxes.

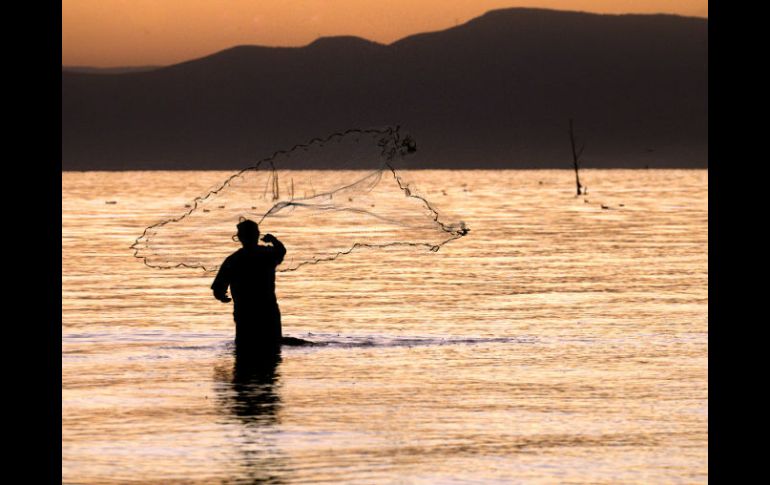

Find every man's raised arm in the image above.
[262,233,286,265]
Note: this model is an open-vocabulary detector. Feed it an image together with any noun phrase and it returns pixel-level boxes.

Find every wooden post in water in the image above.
[568,118,585,196]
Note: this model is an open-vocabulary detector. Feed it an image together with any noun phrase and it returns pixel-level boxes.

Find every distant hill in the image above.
[62,8,707,170]
[62,65,161,74]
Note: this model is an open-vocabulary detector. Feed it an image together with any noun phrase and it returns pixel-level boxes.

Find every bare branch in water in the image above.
[569,119,586,196]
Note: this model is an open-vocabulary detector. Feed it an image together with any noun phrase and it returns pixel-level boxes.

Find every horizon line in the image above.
[62,7,708,70]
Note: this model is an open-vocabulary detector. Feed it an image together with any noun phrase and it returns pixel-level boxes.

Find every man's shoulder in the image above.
[229,246,276,259]
[224,249,245,262]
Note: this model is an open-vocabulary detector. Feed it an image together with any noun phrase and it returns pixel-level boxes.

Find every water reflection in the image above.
[230,350,283,424]
[215,349,287,483]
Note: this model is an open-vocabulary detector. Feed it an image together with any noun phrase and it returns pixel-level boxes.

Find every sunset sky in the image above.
[63,0,708,67]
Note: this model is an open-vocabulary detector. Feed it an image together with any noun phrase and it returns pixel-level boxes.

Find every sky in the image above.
[62,0,708,67]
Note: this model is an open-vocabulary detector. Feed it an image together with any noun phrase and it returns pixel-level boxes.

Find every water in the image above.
[62,169,707,483]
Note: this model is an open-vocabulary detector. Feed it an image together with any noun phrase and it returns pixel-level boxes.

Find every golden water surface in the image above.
[62,170,707,484]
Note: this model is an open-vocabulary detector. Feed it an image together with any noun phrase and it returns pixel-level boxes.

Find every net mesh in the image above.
[131,127,468,272]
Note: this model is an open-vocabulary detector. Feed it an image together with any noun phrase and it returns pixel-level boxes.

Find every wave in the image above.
[279,333,537,348]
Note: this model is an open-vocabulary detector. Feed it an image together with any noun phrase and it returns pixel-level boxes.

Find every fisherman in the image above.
[212,219,286,353]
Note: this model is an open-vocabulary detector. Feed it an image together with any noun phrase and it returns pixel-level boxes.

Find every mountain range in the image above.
[62,8,707,170]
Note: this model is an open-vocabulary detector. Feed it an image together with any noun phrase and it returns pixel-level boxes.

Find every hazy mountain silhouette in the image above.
[62,8,707,170]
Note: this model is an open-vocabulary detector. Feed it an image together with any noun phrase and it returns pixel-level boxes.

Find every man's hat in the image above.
[237,219,259,239]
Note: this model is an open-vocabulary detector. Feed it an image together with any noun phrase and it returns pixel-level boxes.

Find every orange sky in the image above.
[62,0,708,67]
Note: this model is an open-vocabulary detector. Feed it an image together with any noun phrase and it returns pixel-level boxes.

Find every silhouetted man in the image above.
[212,219,286,352]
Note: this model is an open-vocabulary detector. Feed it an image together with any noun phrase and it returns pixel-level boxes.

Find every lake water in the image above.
[62,169,708,483]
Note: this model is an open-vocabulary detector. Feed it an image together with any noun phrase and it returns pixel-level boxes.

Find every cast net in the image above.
[131,127,468,272]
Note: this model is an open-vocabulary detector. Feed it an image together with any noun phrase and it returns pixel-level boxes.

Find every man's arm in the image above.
[262,233,286,265]
[211,257,232,303]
